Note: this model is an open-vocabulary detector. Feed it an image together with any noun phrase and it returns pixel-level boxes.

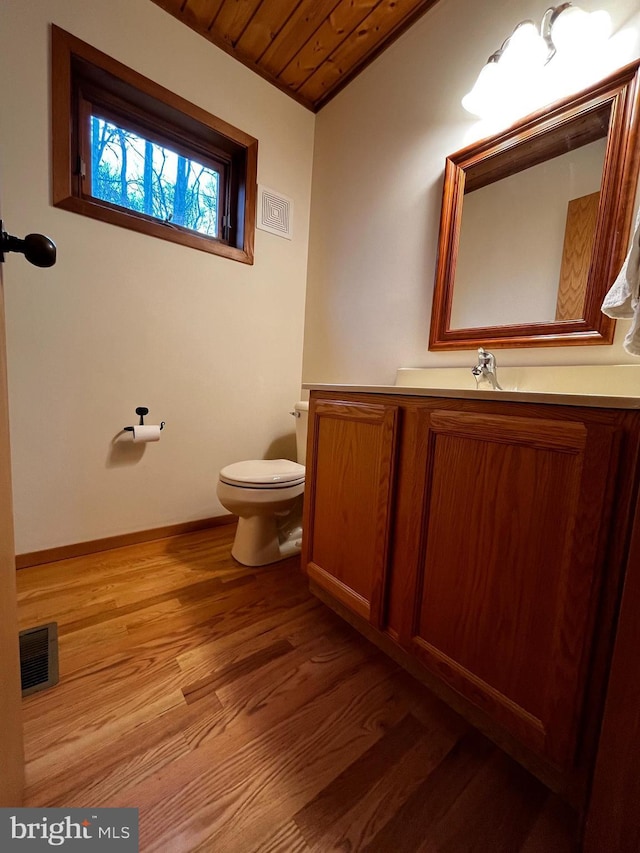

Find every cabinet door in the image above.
[403,409,617,768]
[303,399,398,628]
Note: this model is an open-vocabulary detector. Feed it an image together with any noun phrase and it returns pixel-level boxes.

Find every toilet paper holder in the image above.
[124,407,165,433]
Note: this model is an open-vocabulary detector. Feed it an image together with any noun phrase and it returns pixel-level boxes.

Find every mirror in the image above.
[429,60,640,350]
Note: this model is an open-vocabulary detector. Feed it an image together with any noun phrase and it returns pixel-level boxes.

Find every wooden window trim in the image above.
[51,24,257,264]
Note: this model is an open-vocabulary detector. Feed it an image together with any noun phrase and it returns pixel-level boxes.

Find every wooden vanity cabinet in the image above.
[395,407,617,770]
[302,398,399,628]
[302,390,640,799]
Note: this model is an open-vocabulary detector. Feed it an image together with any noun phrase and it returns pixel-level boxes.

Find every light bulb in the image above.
[587,10,613,44]
[551,7,612,56]
[461,61,502,117]
[501,21,549,69]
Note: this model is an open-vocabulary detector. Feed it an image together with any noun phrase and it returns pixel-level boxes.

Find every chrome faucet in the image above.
[471,348,502,390]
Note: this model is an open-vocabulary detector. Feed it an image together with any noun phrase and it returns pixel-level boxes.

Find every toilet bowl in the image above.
[217,402,309,566]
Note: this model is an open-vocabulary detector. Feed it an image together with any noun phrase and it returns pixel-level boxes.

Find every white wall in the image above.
[0,0,315,553]
[303,0,640,386]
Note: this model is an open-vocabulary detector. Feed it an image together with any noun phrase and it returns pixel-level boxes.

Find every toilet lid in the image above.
[219,459,305,488]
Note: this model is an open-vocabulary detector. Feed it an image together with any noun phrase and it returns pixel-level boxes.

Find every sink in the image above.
[395,365,640,399]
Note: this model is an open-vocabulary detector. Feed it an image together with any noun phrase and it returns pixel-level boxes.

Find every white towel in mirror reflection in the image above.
[602,208,640,356]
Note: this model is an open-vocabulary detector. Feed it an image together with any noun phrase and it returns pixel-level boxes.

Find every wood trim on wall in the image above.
[15,514,236,570]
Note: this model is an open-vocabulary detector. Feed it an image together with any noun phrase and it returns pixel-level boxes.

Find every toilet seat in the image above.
[219,459,305,489]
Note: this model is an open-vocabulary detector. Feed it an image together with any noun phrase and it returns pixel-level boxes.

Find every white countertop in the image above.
[302,382,640,410]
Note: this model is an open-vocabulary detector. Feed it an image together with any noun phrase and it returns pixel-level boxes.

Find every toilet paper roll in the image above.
[132,424,161,443]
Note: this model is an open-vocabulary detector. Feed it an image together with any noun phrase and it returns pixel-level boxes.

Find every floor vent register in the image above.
[19,622,59,696]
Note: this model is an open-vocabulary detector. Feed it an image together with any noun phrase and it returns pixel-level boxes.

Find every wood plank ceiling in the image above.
[151,0,441,112]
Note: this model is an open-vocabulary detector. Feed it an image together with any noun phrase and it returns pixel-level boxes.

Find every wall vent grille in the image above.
[257,186,293,239]
[19,622,59,696]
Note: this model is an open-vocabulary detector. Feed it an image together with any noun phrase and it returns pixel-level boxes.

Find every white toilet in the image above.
[217,402,309,566]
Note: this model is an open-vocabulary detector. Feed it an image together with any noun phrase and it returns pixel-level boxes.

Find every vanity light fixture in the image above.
[462,3,612,119]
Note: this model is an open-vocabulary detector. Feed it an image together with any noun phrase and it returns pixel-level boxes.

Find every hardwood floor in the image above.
[16,525,579,852]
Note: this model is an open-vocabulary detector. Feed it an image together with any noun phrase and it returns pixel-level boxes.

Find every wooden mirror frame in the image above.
[429,60,640,351]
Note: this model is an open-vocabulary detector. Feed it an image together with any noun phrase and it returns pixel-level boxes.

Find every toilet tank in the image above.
[293,401,309,465]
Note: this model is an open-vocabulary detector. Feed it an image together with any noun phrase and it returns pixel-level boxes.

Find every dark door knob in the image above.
[0,220,56,267]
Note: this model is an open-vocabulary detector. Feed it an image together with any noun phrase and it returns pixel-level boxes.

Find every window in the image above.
[51,25,258,264]
[90,116,223,239]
